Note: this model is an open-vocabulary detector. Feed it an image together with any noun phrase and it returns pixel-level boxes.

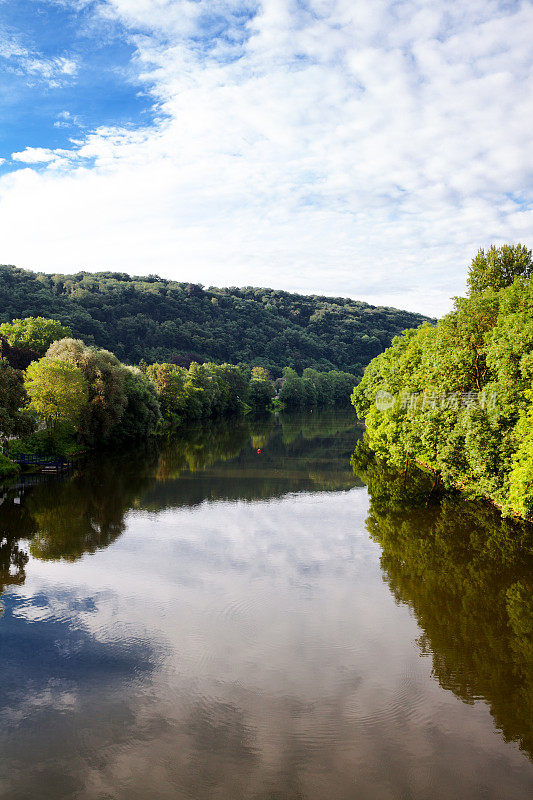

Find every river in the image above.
[0,411,532,799]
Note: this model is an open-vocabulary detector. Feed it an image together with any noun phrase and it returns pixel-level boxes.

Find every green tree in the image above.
[352,243,533,519]
[303,368,331,406]
[251,366,271,381]
[0,358,34,448]
[328,371,357,406]
[24,357,88,446]
[279,367,304,408]
[109,368,161,442]
[247,377,275,410]
[0,317,71,355]
[214,363,249,414]
[147,361,250,425]
[46,338,128,444]
[467,243,532,294]
[0,265,430,376]
[147,363,192,427]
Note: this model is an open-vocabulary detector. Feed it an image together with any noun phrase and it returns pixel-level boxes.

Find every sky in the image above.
[0,1,531,317]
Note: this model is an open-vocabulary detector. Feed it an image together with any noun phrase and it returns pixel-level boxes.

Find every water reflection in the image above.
[0,409,363,656]
[0,412,532,799]
[151,412,362,507]
[0,412,361,571]
[353,445,533,760]
[0,498,35,599]
[26,455,158,562]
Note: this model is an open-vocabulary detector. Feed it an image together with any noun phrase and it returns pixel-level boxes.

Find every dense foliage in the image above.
[2,324,357,457]
[467,243,533,294]
[0,336,38,371]
[0,452,19,478]
[247,367,276,411]
[146,361,248,426]
[0,357,34,450]
[46,338,140,444]
[279,367,357,409]
[25,357,89,443]
[0,317,71,356]
[0,360,26,441]
[0,265,429,375]
[352,243,533,519]
[29,338,162,448]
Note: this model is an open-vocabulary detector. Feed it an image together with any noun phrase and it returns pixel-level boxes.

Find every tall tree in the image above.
[247,374,274,410]
[467,244,532,294]
[24,357,88,445]
[46,338,128,444]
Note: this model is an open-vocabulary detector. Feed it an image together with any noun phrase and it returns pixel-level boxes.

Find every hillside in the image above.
[0,266,430,375]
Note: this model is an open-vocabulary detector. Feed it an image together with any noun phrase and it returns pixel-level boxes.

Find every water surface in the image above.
[0,412,532,799]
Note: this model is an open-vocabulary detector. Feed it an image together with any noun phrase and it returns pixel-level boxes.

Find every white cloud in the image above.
[11,147,60,164]
[8,490,532,799]
[0,26,79,87]
[54,110,84,129]
[25,55,78,81]
[1,0,532,316]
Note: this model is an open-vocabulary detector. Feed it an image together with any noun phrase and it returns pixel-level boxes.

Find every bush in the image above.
[8,425,86,458]
[0,452,19,478]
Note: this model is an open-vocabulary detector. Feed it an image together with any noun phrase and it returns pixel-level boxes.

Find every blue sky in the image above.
[0,1,154,157]
[0,0,532,316]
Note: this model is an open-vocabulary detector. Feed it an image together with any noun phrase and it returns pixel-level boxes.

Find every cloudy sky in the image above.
[0,0,531,316]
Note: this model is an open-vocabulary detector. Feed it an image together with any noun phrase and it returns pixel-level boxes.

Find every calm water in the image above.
[0,411,532,800]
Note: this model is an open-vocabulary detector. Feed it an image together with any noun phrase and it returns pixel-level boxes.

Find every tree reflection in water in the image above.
[0,411,360,575]
[1,412,531,770]
[352,442,533,759]
[0,496,36,601]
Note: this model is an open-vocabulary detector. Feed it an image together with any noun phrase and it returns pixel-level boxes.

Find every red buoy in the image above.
[257,449,261,454]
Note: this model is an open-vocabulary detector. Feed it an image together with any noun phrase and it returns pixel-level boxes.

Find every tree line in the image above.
[0,317,357,464]
[352,243,533,520]
[0,265,430,376]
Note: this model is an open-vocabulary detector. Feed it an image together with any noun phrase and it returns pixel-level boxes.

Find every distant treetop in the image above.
[0,316,71,356]
[467,243,533,294]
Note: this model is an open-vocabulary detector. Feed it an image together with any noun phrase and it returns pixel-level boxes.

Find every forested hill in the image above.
[0,266,430,375]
